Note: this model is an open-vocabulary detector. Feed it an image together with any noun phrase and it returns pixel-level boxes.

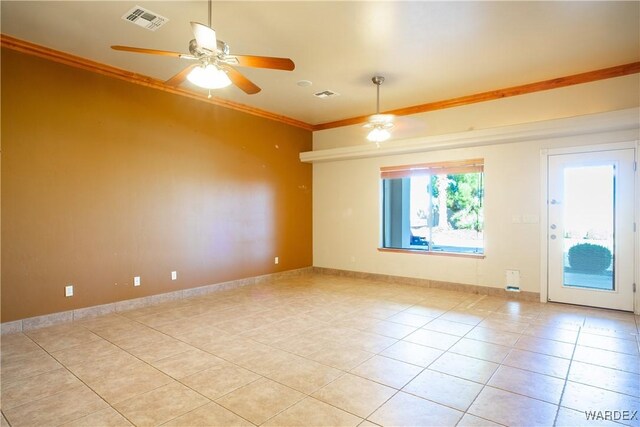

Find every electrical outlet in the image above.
[274,256,279,264]
[65,285,74,297]
[171,271,177,281]
[134,276,141,287]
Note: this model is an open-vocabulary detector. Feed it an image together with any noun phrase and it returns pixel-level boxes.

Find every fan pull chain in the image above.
[208,89,212,99]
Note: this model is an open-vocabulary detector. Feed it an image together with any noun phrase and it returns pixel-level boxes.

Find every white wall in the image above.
[312,126,638,295]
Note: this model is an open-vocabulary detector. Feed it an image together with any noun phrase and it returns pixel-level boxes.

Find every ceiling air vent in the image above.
[314,90,340,99]
[122,6,169,31]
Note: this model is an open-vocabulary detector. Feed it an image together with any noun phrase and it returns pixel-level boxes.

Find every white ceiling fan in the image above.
[364,76,395,143]
[111,1,295,95]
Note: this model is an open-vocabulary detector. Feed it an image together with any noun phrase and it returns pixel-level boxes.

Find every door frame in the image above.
[539,140,639,314]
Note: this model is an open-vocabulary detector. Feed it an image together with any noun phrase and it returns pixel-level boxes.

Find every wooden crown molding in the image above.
[0,34,314,131]
[3,34,638,133]
[314,62,640,131]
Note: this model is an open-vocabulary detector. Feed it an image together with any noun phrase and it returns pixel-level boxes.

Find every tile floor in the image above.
[1,274,639,427]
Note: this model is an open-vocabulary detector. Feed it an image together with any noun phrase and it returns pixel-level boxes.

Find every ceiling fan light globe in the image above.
[187,64,232,89]
[367,127,391,143]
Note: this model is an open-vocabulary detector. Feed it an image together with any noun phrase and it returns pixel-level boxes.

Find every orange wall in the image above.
[1,48,313,322]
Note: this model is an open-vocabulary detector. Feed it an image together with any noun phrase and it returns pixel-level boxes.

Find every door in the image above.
[548,148,635,311]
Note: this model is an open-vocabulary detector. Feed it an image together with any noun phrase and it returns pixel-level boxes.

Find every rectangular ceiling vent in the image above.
[314,90,340,99]
[122,6,169,31]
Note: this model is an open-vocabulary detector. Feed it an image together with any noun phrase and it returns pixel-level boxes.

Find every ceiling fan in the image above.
[364,76,394,143]
[111,2,294,95]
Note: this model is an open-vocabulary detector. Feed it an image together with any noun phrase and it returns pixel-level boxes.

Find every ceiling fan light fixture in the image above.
[187,64,232,89]
[364,76,394,143]
[366,126,392,143]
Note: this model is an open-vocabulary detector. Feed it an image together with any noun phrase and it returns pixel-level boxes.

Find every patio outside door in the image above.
[547,148,635,311]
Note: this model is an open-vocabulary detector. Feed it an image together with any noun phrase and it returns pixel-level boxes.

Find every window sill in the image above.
[377,247,485,259]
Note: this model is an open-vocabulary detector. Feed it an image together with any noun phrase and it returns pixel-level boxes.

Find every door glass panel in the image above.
[562,165,615,290]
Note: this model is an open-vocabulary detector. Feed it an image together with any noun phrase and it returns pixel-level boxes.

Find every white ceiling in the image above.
[2,1,638,125]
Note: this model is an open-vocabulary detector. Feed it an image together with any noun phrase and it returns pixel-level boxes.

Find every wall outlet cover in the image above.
[134,276,141,286]
[171,271,177,280]
[65,285,74,297]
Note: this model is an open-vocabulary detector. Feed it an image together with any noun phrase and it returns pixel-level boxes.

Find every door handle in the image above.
[550,224,557,230]
[550,199,560,205]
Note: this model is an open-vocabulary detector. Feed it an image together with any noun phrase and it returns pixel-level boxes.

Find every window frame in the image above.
[379,158,486,258]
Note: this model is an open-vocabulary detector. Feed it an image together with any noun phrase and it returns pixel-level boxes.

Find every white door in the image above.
[548,148,635,311]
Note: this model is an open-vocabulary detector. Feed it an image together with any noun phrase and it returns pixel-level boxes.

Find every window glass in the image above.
[382,167,484,255]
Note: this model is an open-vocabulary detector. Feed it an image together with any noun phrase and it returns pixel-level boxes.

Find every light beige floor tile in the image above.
[476,318,530,334]
[456,413,502,427]
[449,338,511,363]
[364,320,418,339]
[263,396,362,427]
[357,420,381,427]
[422,319,475,337]
[429,352,499,384]
[468,386,558,426]
[578,332,639,355]
[89,363,173,404]
[67,350,145,383]
[351,355,422,389]
[573,346,640,374]
[1,349,62,382]
[126,336,195,363]
[233,346,299,376]
[0,334,41,359]
[514,335,575,359]
[403,329,460,351]
[403,369,483,411]
[307,346,375,370]
[502,349,570,379]
[181,363,261,400]
[347,331,398,353]
[554,407,620,426]
[561,381,640,415]
[266,355,344,394]
[438,310,485,326]
[368,391,463,427]
[488,365,565,404]
[522,325,578,344]
[576,360,640,398]
[386,312,432,327]
[115,382,209,426]
[60,407,133,427]
[3,384,109,427]
[380,340,443,367]
[216,377,304,425]
[26,327,102,353]
[151,348,225,379]
[161,402,253,426]
[312,373,396,418]
[51,339,122,367]
[465,327,520,347]
[1,368,82,409]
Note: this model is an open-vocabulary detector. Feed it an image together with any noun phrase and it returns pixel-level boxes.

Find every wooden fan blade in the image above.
[190,22,217,51]
[111,45,183,58]
[228,55,295,71]
[165,64,199,87]
[221,65,261,94]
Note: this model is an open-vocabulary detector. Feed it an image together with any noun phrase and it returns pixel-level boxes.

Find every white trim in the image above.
[539,149,549,304]
[301,108,640,163]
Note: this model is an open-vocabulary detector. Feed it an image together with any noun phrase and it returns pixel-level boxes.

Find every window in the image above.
[381,159,484,255]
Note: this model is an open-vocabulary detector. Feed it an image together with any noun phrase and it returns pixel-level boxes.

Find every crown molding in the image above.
[301,108,640,163]
[0,34,314,131]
